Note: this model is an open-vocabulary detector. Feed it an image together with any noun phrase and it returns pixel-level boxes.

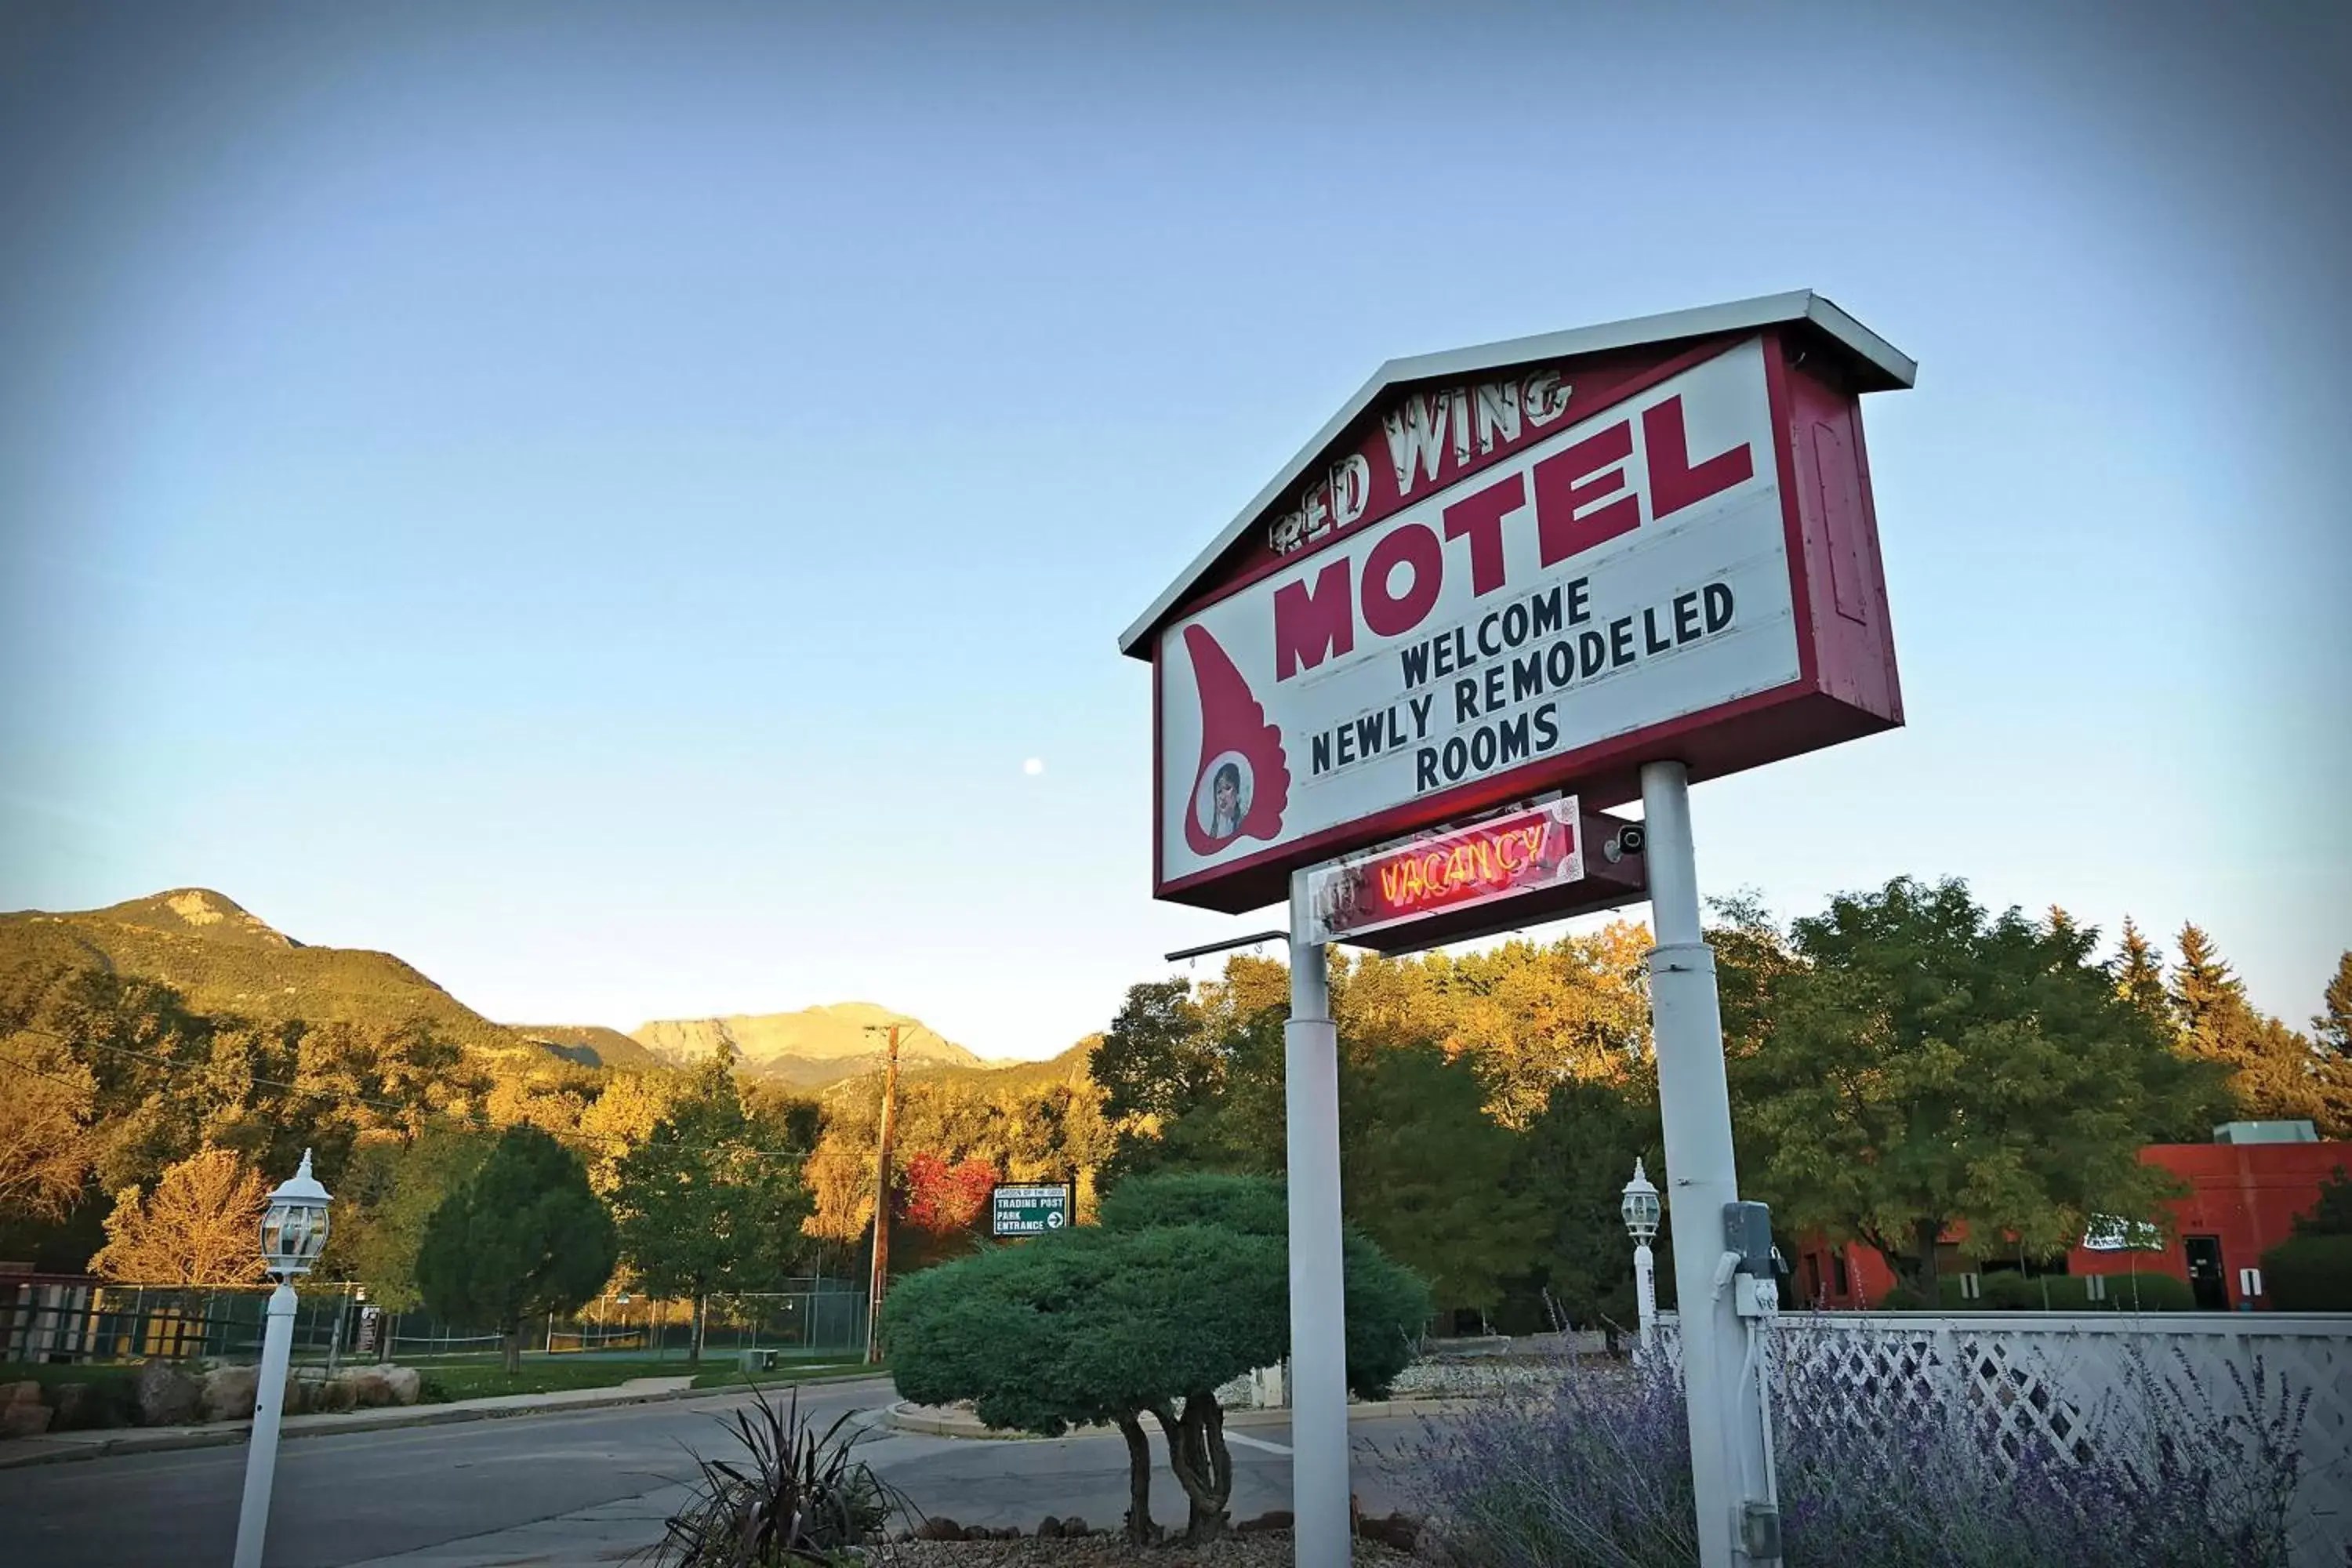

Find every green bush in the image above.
[1979,1271,2038,1310]
[1875,1283,1925,1310]
[1932,1270,2193,1312]
[2049,1272,2194,1312]
[2263,1234,2352,1311]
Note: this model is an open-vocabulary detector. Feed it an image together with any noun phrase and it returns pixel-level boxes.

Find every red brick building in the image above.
[1790,1123,2350,1312]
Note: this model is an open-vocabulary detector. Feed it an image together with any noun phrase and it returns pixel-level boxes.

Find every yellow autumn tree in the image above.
[91,1146,270,1285]
[576,1070,684,1195]
[0,1034,100,1221]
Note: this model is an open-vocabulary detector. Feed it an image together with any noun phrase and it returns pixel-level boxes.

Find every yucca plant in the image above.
[646,1385,906,1566]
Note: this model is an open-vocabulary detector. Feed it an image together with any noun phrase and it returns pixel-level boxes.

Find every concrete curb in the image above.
[881,1396,1479,1440]
[0,1374,901,1472]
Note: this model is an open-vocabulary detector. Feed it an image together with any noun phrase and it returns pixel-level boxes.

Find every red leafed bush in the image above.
[898,1152,998,1235]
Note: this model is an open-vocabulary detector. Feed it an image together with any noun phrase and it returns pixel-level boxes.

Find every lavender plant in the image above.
[1402,1337,2310,1568]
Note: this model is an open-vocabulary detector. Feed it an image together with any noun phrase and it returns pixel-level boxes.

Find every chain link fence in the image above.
[2,1272,873,1367]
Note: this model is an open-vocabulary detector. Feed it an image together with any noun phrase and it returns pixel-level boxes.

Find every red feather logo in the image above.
[1181,625,1290,856]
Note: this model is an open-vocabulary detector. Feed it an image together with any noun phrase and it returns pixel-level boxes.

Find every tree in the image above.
[1727,878,2224,1308]
[322,1126,496,1309]
[886,1172,1428,1545]
[1091,980,1221,1181]
[0,1033,99,1222]
[2314,953,2352,1059]
[416,1125,617,1372]
[2114,918,2170,1029]
[1518,1075,1667,1337]
[2292,1166,2352,1240]
[1402,924,1653,1129]
[89,1146,269,1285]
[1339,1042,1542,1317]
[2171,926,2352,1136]
[610,1053,811,1363]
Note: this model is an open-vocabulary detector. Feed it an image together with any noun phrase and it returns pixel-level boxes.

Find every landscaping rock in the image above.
[135,1360,202,1426]
[342,1368,398,1408]
[1059,1516,1087,1537]
[201,1365,260,1423]
[1234,1512,1291,1534]
[1037,1517,1063,1539]
[1,1400,53,1438]
[381,1365,423,1405]
[914,1516,966,1541]
[307,1376,358,1414]
[49,1382,96,1430]
[2,1380,38,1408]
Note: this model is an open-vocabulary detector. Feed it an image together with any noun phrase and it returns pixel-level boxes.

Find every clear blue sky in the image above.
[4,2,2346,1059]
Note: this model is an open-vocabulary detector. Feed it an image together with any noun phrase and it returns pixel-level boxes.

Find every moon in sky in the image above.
[1023,757,1045,776]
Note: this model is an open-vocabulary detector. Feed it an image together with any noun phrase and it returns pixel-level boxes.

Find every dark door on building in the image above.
[2184,1236,2228,1310]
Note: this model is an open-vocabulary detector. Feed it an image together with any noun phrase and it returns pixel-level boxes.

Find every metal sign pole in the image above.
[1641,759,1776,1567]
[1284,868,1351,1568]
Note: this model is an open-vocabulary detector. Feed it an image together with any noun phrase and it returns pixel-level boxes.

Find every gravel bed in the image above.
[880,1533,1419,1566]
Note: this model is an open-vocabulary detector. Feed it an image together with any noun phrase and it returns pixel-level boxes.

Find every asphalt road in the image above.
[0,1379,1425,1567]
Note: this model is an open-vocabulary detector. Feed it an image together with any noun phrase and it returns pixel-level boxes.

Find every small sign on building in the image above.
[991,1184,1072,1238]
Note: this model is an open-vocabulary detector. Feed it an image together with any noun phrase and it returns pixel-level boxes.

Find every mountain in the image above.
[506,1023,663,1071]
[0,888,1031,1089]
[631,1001,986,1089]
[0,888,546,1067]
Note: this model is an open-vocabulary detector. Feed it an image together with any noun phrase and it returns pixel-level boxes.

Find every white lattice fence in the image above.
[1660,1311,2352,1566]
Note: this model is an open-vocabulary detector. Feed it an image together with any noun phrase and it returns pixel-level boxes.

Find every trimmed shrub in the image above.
[1934,1272,2194,1312]
[2263,1234,2352,1312]
[2051,1272,2194,1312]
[1979,1271,2038,1310]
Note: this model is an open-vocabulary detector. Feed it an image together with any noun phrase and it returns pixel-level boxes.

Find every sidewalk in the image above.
[0,1372,898,1471]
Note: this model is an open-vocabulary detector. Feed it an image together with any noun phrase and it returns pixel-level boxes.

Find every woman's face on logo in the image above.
[1214,775,1239,818]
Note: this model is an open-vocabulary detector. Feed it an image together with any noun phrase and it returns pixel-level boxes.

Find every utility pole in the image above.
[865,1023,901,1365]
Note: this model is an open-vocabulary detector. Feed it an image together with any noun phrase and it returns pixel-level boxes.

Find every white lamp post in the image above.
[1621,1157,1662,1354]
[233,1149,331,1568]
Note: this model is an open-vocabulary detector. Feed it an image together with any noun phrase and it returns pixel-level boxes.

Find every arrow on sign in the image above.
[1046,1211,1066,1229]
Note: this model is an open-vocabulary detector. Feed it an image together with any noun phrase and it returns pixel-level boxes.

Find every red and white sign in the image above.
[1138,299,1907,912]
[1305,797,1584,946]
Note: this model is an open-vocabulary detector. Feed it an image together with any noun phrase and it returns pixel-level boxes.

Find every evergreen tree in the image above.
[887,1173,1426,1545]
[2170,924,2256,1051]
[2315,953,2352,1059]
[2169,926,2351,1136]
[2114,918,2171,1029]
[416,1126,617,1373]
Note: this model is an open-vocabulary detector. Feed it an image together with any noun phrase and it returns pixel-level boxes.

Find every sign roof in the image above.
[1117,289,1915,659]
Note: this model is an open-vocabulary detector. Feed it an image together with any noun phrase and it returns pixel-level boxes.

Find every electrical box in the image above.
[1724,1201,1775,1276]
[1740,1501,1784,1559]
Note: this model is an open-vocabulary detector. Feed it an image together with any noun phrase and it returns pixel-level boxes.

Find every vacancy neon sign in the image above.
[1380,821,1552,907]
[1305,797,1584,946]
